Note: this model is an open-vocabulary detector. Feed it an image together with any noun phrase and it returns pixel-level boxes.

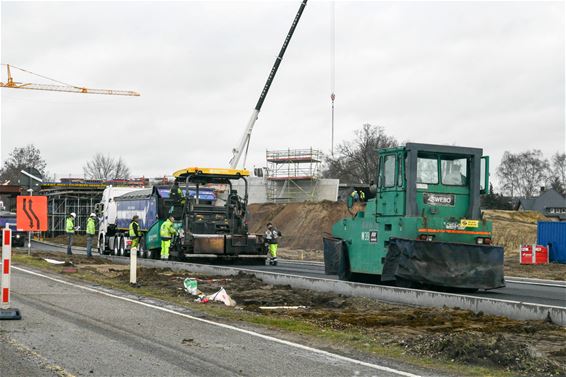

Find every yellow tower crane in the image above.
[0,64,139,96]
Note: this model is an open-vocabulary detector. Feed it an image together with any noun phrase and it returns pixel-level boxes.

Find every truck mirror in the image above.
[480,156,489,194]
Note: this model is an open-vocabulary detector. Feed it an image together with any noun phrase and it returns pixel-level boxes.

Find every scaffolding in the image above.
[40,183,107,237]
[266,148,322,203]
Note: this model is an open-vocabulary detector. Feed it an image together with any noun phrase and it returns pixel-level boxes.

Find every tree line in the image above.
[0,145,131,184]
[2,134,564,203]
[323,124,565,200]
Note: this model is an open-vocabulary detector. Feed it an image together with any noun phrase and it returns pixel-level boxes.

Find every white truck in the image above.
[94,186,146,256]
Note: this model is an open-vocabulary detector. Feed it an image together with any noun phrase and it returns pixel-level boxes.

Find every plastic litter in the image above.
[208,287,236,306]
[183,278,200,295]
[194,296,209,304]
[183,279,236,306]
[43,258,66,265]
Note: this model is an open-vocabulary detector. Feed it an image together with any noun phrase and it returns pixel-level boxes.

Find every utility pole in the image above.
[330,1,336,157]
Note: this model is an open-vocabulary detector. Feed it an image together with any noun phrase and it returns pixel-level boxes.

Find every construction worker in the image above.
[350,190,360,202]
[359,190,366,202]
[66,212,77,255]
[265,222,279,266]
[160,216,177,260]
[169,181,186,214]
[85,213,97,257]
[129,215,142,256]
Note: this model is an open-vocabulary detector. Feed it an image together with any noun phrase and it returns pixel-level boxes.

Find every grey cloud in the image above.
[1,1,563,188]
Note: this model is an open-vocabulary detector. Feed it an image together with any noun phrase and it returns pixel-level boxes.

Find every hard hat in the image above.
[71,212,77,218]
[90,213,96,217]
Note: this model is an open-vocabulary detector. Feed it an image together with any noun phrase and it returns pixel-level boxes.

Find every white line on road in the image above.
[13,266,421,377]
[505,279,566,288]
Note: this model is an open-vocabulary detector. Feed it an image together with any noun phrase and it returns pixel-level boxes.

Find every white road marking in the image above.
[0,333,76,377]
[506,279,566,288]
[13,266,421,377]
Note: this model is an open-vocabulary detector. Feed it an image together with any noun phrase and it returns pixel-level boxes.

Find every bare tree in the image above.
[113,157,131,180]
[497,152,520,197]
[497,150,549,198]
[0,144,47,184]
[83,154,131,180]
[323,124,397,184]
[548,152,566,194]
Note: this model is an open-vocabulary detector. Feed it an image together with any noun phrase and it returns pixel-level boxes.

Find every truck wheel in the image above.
[139,237,147,258]
[98,235,105,255]
[119,237,126,257]
[113,236,120,256]
[338,246,352,281]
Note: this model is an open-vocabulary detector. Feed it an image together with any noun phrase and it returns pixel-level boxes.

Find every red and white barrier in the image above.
[1,227,21,320]
[520,244,549,265]
[1,228,12,308]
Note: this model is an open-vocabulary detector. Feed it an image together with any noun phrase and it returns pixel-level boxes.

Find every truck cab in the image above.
[376,143,490,243]
[0,211,25,247]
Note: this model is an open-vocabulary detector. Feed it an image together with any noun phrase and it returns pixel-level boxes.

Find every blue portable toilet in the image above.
[537,222,566,263]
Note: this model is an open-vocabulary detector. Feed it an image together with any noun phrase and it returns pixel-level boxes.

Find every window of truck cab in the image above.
[416,155,438,184]
[383,154,396,188]
[441,157,468,186]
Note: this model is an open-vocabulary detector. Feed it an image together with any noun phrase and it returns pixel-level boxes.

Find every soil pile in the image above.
[483,210,550,256]
[247,201,360,250]
[248,204,551,256]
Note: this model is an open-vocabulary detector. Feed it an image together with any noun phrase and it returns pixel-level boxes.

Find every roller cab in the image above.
[326,143,505,290]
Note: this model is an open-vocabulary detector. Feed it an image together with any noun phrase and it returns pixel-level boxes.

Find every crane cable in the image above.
[330,1,336,157]
[1,64,75,87]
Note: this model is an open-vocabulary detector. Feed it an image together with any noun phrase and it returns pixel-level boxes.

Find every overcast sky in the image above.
[1,1,564,188]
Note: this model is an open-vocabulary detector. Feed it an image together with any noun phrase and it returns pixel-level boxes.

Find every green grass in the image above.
[12,252,517,377]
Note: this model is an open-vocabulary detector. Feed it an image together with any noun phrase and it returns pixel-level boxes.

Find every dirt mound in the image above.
[248,204,552,255]
[482,210,550,256]
[247,201,360,250]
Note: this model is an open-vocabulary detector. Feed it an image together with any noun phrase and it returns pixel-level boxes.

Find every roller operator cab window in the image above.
[416,158,438,184]
[441,158,467,186]
[384,155,396,187]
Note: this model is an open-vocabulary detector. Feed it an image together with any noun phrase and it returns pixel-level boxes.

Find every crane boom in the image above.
[230,0,307,169]
[0,64,140,96]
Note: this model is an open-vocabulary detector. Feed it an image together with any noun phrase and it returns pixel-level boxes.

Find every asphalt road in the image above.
[26,241,566,308]
[1,266,432,377]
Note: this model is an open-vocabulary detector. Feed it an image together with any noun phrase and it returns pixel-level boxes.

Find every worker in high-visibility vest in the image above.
[129,215,142,256]
[169,181,186,215]
[66,212,77,255]
[86,213,97,257]
[264,222,280,266]
[350,190,359,202]
[160,216,177,260]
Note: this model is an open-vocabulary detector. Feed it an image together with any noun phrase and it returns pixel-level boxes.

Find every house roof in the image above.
[518,189,566,216]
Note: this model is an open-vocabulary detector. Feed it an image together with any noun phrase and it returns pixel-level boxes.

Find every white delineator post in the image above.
[130,246,137,285]
[1,228,12,309]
